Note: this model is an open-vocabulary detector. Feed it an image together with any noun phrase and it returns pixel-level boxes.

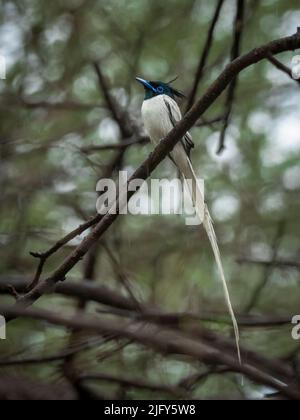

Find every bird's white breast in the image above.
[141,95,175,145]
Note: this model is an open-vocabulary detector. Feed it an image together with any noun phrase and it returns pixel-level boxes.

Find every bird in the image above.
[136,76,241,364]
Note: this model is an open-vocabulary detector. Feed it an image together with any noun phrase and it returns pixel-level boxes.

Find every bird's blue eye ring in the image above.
[157,86,164,93]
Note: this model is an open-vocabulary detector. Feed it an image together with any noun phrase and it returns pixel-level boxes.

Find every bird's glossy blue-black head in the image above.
[136,77,185,101]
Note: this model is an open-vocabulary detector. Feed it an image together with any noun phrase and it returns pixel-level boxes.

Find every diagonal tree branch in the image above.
[93,62,133,138]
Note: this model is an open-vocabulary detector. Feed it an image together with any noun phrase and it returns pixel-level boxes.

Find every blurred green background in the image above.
[0,0,299,400]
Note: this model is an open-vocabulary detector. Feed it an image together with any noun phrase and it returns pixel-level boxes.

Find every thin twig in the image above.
[93,62,132,138]
[179,367,230,390]
[78,372,186,398]
[102,242,142,309]
[81,136,149,154]
[196,114,225,128]
[186,0,225,112]
[244,220,286,313]
[16,99,104,111]
[27,254,47,291]
[237,257,300,270]
[267,53,300,84]
[27,214,103,291]
[7,284,20,300]
[217,0,245,154]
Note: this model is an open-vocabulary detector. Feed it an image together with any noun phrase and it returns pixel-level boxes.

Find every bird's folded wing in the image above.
[163,97,194,158]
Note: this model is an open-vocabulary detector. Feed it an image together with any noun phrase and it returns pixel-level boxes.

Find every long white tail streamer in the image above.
[181,157,241,365]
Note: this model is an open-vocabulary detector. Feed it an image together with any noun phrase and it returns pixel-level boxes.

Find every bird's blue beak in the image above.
[135,77,157,93]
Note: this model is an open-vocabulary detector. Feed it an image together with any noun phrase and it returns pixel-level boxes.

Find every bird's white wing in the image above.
[163,96,194,157]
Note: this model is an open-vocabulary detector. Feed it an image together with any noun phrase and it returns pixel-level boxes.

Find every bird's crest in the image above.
[136,76,186,100]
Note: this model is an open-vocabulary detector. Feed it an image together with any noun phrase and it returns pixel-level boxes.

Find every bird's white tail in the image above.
[181,157,241,365]
[203,205,241,365]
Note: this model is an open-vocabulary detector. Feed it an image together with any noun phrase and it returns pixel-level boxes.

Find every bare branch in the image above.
[186,0,225,111]
[10,99,104,111]
[102,242,142,308]
[244,220,286,313]
[217,0,245,154]
[81,135,149,154]
[27,214,103,291]
[267,53,300,84]
[93,62,132,138]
